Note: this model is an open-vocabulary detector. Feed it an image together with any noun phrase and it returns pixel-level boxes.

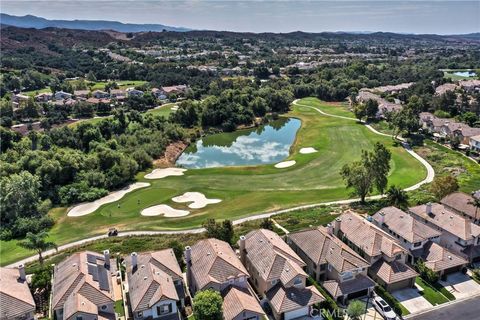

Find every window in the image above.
[294,277,302,285]
[413,242,422,247]
[157,304,172,315]
[101,305,107,310]
[76,317,83,320]
[137,312,143,318]
[271,279,277,285]
[239,276,245,282]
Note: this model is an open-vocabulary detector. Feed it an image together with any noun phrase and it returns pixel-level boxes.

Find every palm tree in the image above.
[18,231,57,265]
[386,185,409,209]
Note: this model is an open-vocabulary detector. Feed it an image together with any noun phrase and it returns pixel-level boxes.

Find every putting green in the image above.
[1,98,427,265]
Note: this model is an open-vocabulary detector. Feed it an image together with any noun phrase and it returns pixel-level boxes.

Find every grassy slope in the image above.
[0,98,426,265]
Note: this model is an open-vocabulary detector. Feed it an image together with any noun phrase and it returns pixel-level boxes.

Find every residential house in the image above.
[185,238,265,320]
[151,88,167,100]
[109,89,126,100]
[0,265,36,320]
[92,90,109,99]
[470,135,480,153]
[160,85,188,96]
[409,203,480,263]
[11,122,42,136]
[334,212,418,292]
[239,229,325,320]
[51,250,117,320]
[126,88,144,97]
[12,93,30,105]
[459,80,480,93]
[356,90,403,118]
[125,249,185,320]
[54,91,73,101]
[287,226,375,305]
[74,90,90,99]
[35,92,53,102]
[441,192,480,223]
[372,207,468,275]
[435,83,458,96]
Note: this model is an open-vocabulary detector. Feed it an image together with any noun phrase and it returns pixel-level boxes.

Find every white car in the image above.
[373,296,398,320]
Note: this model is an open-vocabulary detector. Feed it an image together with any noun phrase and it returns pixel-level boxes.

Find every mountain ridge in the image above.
[0,13,191,32]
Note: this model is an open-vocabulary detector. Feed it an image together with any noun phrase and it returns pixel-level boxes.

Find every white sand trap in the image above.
[172,192,222,209]
[274,160,296,168]
[299,147,318,154]
[141,204,190,217]
[68,182,150,217]
[144,167,187,179]
[171,105,179,111]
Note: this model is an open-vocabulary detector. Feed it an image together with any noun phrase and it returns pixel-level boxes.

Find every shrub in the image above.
[374,285,403,316]
[415,260,440,284]
[307,277,343,320]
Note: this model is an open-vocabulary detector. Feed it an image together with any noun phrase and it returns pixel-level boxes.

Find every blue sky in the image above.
[2,1,479,34]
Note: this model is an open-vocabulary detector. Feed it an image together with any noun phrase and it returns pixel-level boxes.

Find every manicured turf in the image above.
[1,98,427,265]
[416,277,450,305]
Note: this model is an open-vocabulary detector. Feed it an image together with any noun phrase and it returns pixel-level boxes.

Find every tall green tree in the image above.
[18,231,57,265]
[386,185,409,209]
[430,175,459,200]
[340,143,391,203]
[193,290,223,320]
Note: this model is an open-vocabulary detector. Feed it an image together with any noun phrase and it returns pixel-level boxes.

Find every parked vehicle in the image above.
[373,296,398,320]
[108,228,118,236]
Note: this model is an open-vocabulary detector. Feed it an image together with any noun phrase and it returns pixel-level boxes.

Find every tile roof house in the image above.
[125,249,185,320]
[239,229,324,320]
[287,226,375,305]
[51,250,117,320]
[0,265,36,320]
[373,207,467,276]
[470,134,480,153]
[409,203,480,263]
[441,192,480,223]
[186,238,264,320]
[334,212,418,292]
[126,88,144,97]
[74,90,90,98]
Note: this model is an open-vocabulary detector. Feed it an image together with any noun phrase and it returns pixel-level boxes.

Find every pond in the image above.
[176,118,301,168]
[453,71,477,77]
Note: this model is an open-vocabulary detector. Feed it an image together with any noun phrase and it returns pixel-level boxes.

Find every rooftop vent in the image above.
[144,276,147,280]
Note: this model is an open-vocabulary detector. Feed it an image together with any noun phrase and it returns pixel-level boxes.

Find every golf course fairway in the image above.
[1,97,428,265]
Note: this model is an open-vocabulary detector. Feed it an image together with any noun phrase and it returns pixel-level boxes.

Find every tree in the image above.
[386,186,409,209]
[193,290,223,320]
[260,218,274,230]
[415,259,439,284]
[340,143,391,203]
[18,231,57,265]
[347,300,366,320]
[202,219,234,244]
[430,175,459,200]
[468,196,480,221]
[353,103,366,121]
[364,99,379,119]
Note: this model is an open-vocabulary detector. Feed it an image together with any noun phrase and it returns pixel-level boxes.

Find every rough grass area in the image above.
[2,98,427,266]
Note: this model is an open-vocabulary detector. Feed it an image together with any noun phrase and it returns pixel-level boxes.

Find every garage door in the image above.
[388,279,414,292]
[443,266,462,275]
[284,306,309,320]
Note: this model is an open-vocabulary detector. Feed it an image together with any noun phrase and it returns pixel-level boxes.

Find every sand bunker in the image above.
[274,160,296,168]
[68,182,150,217]
[299,147,317,154]
[144,167,187,179]
[171,105,179,111]
[172,192,222,209]
[141,204,190,217]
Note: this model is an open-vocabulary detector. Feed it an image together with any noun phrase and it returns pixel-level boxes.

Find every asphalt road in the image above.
[407,296,480,320]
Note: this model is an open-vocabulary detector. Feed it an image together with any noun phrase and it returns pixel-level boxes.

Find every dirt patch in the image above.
[153,141,188,167]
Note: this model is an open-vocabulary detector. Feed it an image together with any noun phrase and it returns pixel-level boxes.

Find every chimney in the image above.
[18,264,26,281]
[103,249,110,267]
[333,218,342,236]
[185,246,192,290]
[131,252,138,272]
[326,223,333,235]
[426,202,432,215]
[378,211,385,225]
[239,235,246,263]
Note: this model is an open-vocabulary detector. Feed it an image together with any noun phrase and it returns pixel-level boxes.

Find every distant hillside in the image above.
[0,13,190,32]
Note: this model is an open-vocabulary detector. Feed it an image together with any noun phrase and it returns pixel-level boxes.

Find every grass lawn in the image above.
[415,277,450,305]
[21,87,52,97]
[115,300,125,317]
[442,70,479,81]
[1,97,427,266]
[146,103,177,118]
[432,282,456,301]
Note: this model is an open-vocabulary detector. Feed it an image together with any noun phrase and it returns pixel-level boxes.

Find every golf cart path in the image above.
[6,100,434,268]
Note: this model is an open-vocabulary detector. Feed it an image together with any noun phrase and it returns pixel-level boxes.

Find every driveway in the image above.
[439,272,480,299]
[392,287,432,314]
[359,297,383,320]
